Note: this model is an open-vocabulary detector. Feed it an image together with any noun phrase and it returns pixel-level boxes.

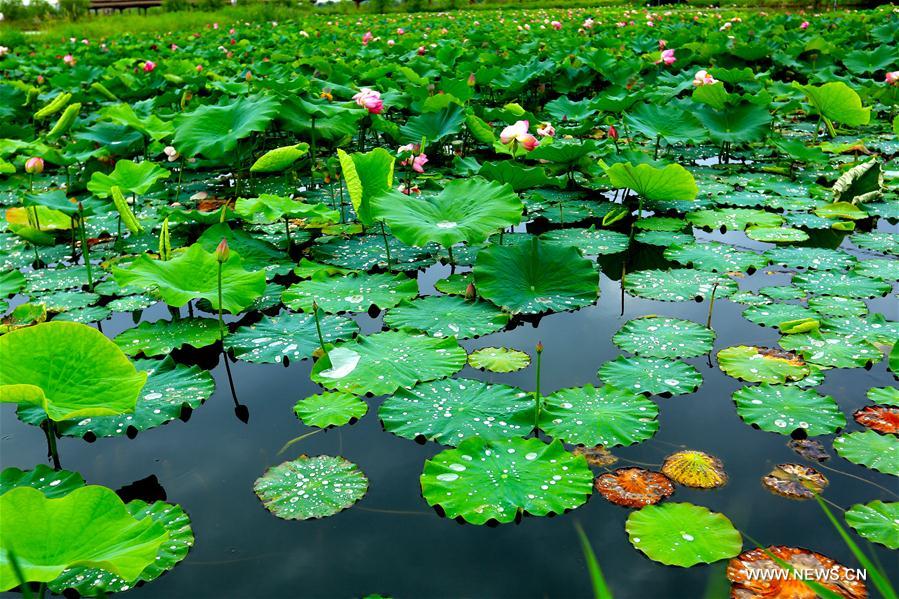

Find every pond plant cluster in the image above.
[0,5,897,598]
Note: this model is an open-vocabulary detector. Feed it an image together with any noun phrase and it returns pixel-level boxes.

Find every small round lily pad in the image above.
[294,392,368,428]
[833,431,899,476]
[468,347,531,373]
[717,346,809,384]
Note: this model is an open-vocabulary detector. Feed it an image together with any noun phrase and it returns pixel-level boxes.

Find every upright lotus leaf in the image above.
[310,331,467,396]
[605,162,698,202]
[380,378,534,445]
[0,322,147,422]
[254,456,368,520]
[474,237,598,314]
[624,269,738,302]
[113,245,266,313]
[693,102,772,144]
[540,384,659,447]
[732,385,845,437]
[250,143,309,173]
[845,501,899,550]
[598,356,702,397]
[337,148,394,226]
[226,312,358,364]
[0,465,84,499]
[86,159,170,198]
[400,104,465,143]
[794,82,871,133]
[612,316,714,359]
[761,463,828,500]
[661,450,728,489]
[625,503,743,567]
[727,546,868,598]
[594,468,675,508]
[0,486,169,591]
[717,346,809,384]
[173,95,279,160]
[468,347,531,372]
[100,103,173,142]
[114,318,221,357]
[235,194,339,225]
[833,431,899,476]
[420,437,594,525]
[383,296,509,339]
[370,178,522,249]
[294,392,367,429]
[282,272,418,314]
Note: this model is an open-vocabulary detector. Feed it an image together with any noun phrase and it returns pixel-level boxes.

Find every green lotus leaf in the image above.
[717,346,809,384]
[541,227,629,255]
[624,103,707,143]
[0,486,169,591]
[473,237,598,314]
[113,244,266,314]
[624,269,738,302]
[745,226,809,243]
[792,271,890,299]
[850,232,898,256]
[310,331,467,396]
[195,223,293,275]
[311,234,433,271]
[338,148,395,226]
[100,103,173,142]
[226,312,358,364]
[253,455,368,520]
[854,258,899,281]
[687,208,783,231]
[0,465,84,499]
[540,384,659,447]
[843,46,898,74]
[635,230,695,247]
[468,347,531,372]
[625,502,743,567]
[763,247,856,271]
[833,431,898,476]
[845,501,899,550]
[478,161,558,191]
[732,384,845,437]
[35,290,99,313]
[613,316,714,359]
[779,331,882,369]
[173,95,279,160]
[820,314,899,346]
[868,387,899,406]
[380,378,534,445]
[282,272,418,314]
[605,162,698,202]
[664,241,766,273]
[420,437,593,525]
[0,322,147,422]
[528,138,600,164]
[808,296,868,319]
[234,194,339,225]
[294,391,367,429]
[114,318,221,357]
[250,143,309,173]
[794,81,871,128]
[598,356,702,397]
[86,159,170,198]
[400,103,465,143]
[831,159,883,205]
[694,102,772,144]
[383,296,508,339]
[0,270,25,298]
[433,272,472,296]
[371,178,522,249]
[742,303,820,329]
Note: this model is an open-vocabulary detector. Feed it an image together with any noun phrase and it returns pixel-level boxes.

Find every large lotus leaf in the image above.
[250,143,309,173]
[310,331,466,396]
[0,465,84,499]
[850,232,898,256]
[282,272,418,314]
[625,502,742,567]
[311,234,434,271]
[235,194,339,225]
[468,347,531,372]
[473,237,598,314]
[225,312,358,364]
[808,296,868,319]
[779,331,882,369]
[540,384,659,447]
[173,95,278,160]
[383,296,509,339]
[338,148,395,226]
[665,242,767,273]
[371,178,522,248]
[845,501,899,550]
[114,318,221,357]
[253,456,368,520]
[605,162,698,202]
[541,227,629,255]
[732,385,845,437]
[717,346,809,384]
[86,159,170,198]
[820,314,899,346]
[0,486,168,591]
[613,316,714,359]
[687,208,783,231]
[855,258,899,281]
[47,499,193,597]
[293,392,367,429]
[113,245,266,314]
[420,437,593,525]
[478,161,558,191]
[742,303,820,329]
[196,223,291,276]
[528,138,600,164]
[624,103,707,143]
[380,378,534,445]
[400,103,465,143]
[763,246,857,271]
[794,82,871,127]
[694,102,772,144]
[0,322,147,422]
[792,271,890,299]
[598,356,702,397]
[833,431,898,476]
[624,269,738,302]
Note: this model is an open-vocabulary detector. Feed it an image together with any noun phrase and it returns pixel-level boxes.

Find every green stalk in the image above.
[706,282,719,329]
[574,522,614,599]
[311,300,329,360]
[284,216,292,250]
[217,261,225,342]
[533,342,543,432]
[310,115,317,188]
[77,206,94,291]
[43,419,61,470]
[380,221,392,267]
[7,550,32,599]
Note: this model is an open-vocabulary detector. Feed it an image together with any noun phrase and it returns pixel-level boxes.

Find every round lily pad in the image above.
[311,234,435,271]
[380,378,534,445]
[687,208,783,231]
[540,384,659,447]
[294,392,368,428]
[282,272,419,314]
[253,455,369,520]
[433,272,472,296]
[541,227,629,255]
[779,331,881,369]
[727,546,868,598]
[717,346,809,384]
[850,231,898,255]
[845,500,899,550]
[745,226,809,243]
[625,502,743,567]
[853,405,899,435]
[597,356,702,397]
[114,318,222,357]
[420,437,594,525]
[661,450,728,489]
[741,303,819,329]
[732,384,845,437]
[594,468,674,508]
[833,431,899,476]
[868,387,899,406]
[624,269,738,302]
[613,316,714,359]
[226,312,359,364]
[383,296,509,339]
[468,347,531,373]
[808,296,868,318]
[759,285,805,301]
[793,271,891,299]
[51,306,112,324]
[854,258,899,281]
[764,246,857,271]
[664,242,766,273]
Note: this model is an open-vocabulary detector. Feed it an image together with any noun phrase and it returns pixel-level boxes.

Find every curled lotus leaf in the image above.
[853,405,899,435]
[727,546,867,599]
[661,450,727,489]
[845,501,899,550]
[761,463,828,500]
[468,347,531,373]
[717,346,809,384]
[612,316,714,359]
[594,468,674,508]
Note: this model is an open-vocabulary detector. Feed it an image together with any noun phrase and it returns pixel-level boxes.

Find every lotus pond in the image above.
[1,5,898,598]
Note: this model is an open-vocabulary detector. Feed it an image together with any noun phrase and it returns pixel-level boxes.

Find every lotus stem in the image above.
[706,282,719,329]
[175,155,184,202]
[284,217,292,251]
[534,341,543,432]
[217,261,225,342]
[653,135,661,160]
[380,221,391,267]
[77,205,94,291]
[7,551,32,599]
[42,419,61,470]
[310,115,317,188]
[312,300,329,360]
[447,244,455,270]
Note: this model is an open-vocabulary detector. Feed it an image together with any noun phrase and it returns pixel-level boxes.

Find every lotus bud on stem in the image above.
[534,341,544,432]
[312,299,329,360]
[215,238,229,342]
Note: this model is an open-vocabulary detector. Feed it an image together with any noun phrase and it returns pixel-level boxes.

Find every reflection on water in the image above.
[1,224,897,599]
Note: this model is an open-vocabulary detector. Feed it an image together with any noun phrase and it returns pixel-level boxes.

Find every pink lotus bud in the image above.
[608,125,618,140]
[464,283,476,300]
[536,341,544,353]
[143,60,156,72]
[215,238,229,262]
[887,71,899,85]
[25,157,44,174]
[412,153,428,173]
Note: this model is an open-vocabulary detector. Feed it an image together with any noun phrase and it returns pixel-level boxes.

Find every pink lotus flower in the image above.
[362,31,373,45]
[551,21,562,30]
[143,60,156,72]
[536,122,555,137]
[886,71,899,85]
[693,69,717,86]
[800,21,809,29]
[500,120,539,151]
[412,153,428,173]
[62,54,75,66]
[397,27,405,35]
[25,157,44,174]
[656,49,676,65]
[387,39,395,46]
[468,73,476,86]
[353,88,383,114]
[608,125,618,140]
[196,64,203,72]
[583,18,594,29]
[417,46,426,55]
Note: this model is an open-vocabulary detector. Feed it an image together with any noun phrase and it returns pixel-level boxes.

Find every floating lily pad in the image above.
[612,316,714,359]
[294,392,368,428]
[717,346,809,384]
[541,227,630,255]
[854,258,899,281]
[821,314,899,346]
[254,455,368,520]
[850,231,898,255]
[664,242,766,273]
[687,208,782,231]
[788,438,831,462]
[311,234,435,271]
[661,450,728,489]
[808,296,868,318]
[761,463,828,500]
[833,431,899,476]
[310,331,467,396]
[594,468,674,508]
[433,272,472,296]
[763,246,857,271]
[0,465,85,498]
[383,296,509,339]
[845,501,899,550]
[226,312,358,364]
[597,356,702,397]
[380,378,534,445]
[114,318,221,357]
[779,331,881,369]
[625,502,742,567]
[624,269,737,302]
[468,347,531,372]
[793,271,890,299]
[420,437,593,525]
[732,385,845,437]
[759,285,805,301]
[282,272,418,314]
[745,226,809,243]
[868,387,899,406]
[742,303,820,329]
